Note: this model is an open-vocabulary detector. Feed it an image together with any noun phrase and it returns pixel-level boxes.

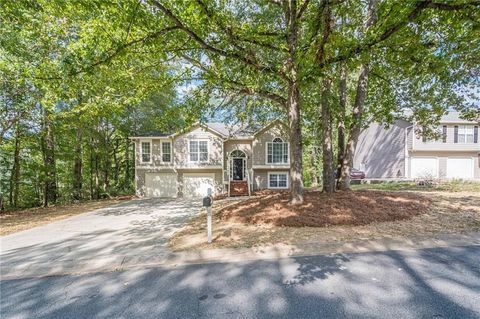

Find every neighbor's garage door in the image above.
[446,157,474,179]
[183,173,216,198]
[145,173,178,198]
[411,157,438,178]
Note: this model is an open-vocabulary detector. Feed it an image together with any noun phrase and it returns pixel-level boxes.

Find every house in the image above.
[354,112,480,180]
[130,120,291,198]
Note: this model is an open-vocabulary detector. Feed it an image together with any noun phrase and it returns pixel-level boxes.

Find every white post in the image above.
[207,188,212,243]
[207,206,212,243]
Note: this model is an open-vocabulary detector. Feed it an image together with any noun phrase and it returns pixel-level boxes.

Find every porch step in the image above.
[230,181,249,196]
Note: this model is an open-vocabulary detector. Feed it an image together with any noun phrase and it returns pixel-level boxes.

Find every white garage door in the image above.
[145,173,178,198]
[183,173,216,198]
[411,157,438,178]
[446,158,474,179]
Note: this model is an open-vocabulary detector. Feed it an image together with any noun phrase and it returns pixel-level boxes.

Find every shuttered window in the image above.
[458,125,474,143]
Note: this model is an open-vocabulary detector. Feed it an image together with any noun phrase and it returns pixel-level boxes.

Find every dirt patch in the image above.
[220,190,430,227]
[0,196,134,236]
[169,190,480,251]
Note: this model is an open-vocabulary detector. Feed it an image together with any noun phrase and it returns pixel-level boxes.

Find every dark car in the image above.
[334,168,366,180]
[350,168,366,180]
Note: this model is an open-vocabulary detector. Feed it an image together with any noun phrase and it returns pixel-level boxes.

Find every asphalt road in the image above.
[1,245,479,319]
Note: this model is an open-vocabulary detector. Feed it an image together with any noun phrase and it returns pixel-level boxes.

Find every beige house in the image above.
[354,112,480,180]
[130,120,291,198]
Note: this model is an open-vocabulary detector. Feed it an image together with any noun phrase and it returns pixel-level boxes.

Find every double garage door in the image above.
[145,172,216,198]
[410,157,474,179]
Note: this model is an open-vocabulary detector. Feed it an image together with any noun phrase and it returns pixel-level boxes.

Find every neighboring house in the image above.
[354,112,480,180]
[130,120,291,198]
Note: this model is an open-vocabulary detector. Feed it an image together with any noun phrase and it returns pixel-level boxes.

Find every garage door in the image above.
[145,173,178,198]
[183,173,216,198]
[411,157,438,178]
[446,158,474,179]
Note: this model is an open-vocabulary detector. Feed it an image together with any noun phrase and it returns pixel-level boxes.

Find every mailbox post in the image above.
[203,188,213,243]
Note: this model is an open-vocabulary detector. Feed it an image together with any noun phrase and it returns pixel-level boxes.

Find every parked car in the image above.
[350,168,366,180]
[335,168,366,180]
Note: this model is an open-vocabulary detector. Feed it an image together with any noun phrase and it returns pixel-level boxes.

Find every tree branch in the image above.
[319,0,480,68]
[35,25,179,80]
[149,0,288,80]
[181,55,287,106]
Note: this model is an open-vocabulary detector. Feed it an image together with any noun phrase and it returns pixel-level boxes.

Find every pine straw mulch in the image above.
[220,189,430,227]
[169,190,480,251]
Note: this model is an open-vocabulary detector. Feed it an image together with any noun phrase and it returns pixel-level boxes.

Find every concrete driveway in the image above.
[0,198,203,278]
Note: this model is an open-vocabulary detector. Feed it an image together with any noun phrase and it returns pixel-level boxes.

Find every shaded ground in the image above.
[0,198,203,278]
[170,190,480,251]
[0,197,133,236]
[220,190,430,227]
[2,245,479,319]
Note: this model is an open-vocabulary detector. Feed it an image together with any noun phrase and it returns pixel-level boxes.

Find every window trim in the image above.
[140,140,152,164]
[267,171,289,189]
[188,139,209,163]
[161,141,172,163]
[266,137,289,164]
[458,125,474,144]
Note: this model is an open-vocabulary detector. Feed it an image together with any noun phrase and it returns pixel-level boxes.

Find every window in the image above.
[442,125,447,143]
[189,140,208,162]
[267,138,289,164]
[161,142,171,162]
[141,141,151,163]
[458,125,474,143]
[268,172,288,189]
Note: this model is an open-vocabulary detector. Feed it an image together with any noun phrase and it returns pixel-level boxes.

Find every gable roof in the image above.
[253,119,286,136]
[129,119,285,139]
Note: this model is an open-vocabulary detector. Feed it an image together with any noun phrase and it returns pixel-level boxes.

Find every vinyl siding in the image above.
[410,124,480,151]
[253,169,290,190]
[134,139,173,167]
[354,120,410,178]
[173,126,223,168]
[252,123,290,166]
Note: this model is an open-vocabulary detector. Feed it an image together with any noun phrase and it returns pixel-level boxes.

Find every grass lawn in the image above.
[0,197,132,236]
[351,180,480,192]
[170,183,480,251]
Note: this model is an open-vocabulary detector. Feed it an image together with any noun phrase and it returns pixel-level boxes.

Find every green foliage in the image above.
[1,0,479,207]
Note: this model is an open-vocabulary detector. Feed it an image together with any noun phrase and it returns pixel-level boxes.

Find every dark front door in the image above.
[232,158,244,180]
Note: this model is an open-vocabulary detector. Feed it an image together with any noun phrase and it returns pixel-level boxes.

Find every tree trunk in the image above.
[124,137,130,190]
[310,146,320,187]
[73,126,83,200]
[113,138,120,187]
[89,137,94,200]
[321,78,335,193]
[336,64,347,189]
[288,81,304,204]
[285,0,304,204]
[95,152,100,199]
[41,108,57,206]
[9,124,21,208]
[338,0,378,191]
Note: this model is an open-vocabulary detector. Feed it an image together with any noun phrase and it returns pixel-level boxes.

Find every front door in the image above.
[232,158,244,180]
